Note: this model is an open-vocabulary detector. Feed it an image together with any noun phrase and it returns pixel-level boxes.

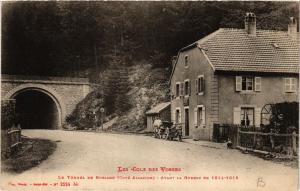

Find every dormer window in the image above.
[184,55,189,68]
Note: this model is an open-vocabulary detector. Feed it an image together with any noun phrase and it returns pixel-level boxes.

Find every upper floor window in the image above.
[196,75,205,95]
[242,77,253,90]
[175,82,180,97]
[184,79,190,96]
[236,76,261,92]
[284,78,296,92]
[184,55,189,68]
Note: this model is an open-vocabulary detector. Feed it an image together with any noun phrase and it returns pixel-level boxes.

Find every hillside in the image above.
[2,1,299,132]
[66,62,170,131]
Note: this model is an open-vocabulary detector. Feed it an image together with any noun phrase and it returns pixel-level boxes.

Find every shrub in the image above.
[1,99,16,130]
[269,102,299,133]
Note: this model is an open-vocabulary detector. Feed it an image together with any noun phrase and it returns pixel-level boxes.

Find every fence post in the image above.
[292,131,297,156]
[236,125,240,147]
[253,132,257,149]
[270,131,275,151]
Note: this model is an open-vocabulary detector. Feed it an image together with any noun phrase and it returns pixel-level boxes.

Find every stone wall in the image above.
[1,75,91,128]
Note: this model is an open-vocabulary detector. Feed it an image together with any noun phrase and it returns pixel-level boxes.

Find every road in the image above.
[1,130,298,191]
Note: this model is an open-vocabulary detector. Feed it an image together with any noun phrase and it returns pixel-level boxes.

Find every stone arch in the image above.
[3,83,66,128]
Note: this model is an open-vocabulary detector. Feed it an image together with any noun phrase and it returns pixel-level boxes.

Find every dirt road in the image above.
[1,130,298,191]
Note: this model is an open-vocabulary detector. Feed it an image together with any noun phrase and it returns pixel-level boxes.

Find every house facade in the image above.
[170,13,299,140]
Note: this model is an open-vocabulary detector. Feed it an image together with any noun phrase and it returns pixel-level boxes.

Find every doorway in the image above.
[184,108,189,136]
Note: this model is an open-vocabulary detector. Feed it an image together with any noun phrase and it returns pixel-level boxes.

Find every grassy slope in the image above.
[1,137,57,173]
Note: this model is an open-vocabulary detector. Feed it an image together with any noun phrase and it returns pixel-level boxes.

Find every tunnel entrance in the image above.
[14,89,59,129]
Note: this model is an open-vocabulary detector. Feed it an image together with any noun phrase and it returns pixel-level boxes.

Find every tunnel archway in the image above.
[4,84,64,129]
[14,90,59,129]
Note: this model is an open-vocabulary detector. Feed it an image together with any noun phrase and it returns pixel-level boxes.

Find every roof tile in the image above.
[198,28,299,73]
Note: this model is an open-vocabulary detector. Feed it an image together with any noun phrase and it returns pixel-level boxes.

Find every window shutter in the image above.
[195,78,199,94]
[254,107,261,127]
[194,108,197,126]
[284,78,289,92]
[291,78,296,92]
[233,107,241,124]
[236,76,242,91]
[255,77,261,92]
[189,81,191,95]
[202,77,205,95]
[178,109,182,123]
[202,107,206,125]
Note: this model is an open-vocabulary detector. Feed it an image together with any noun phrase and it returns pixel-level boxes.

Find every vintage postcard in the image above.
[1,1,299,191]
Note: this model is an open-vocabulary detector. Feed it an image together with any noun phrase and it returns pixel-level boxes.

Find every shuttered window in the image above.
[236,76,261,92]
[184,79,190,96]
[284,78,297,92]
[233,106,261,127]
[180,82,184,96]
[194,106,205,127]
[196,75,205,95]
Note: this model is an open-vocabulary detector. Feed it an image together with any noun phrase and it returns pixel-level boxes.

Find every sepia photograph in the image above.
[0,1,299,191]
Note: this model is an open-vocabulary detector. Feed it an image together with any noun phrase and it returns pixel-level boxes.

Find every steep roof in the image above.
[170,28,299,82]
[146,102,170,115]
[198,28,299,74]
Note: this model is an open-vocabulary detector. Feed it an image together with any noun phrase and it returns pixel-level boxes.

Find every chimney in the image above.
[245,12,256,36]
[288,17,297,38]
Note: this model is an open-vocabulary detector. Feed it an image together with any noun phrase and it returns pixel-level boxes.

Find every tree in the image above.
[103,58,131,115]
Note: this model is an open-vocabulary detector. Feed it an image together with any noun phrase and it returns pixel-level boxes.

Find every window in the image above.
[195,75,205,95]
[240,107,254,126]
[242,77,253,91]
[284,78,296,92]
[236,76,261,92]
[184,55,189,68]
[184,80,190,96]
[175,82,180,97]
[194,106,205,127]
[197,107,203,126]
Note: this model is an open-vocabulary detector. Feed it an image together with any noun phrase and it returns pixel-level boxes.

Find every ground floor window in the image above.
[240,107,254,126]
[197,107,203,126]
[194,106,205,127]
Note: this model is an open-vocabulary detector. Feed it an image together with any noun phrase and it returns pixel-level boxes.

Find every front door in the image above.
[185,108,189,136]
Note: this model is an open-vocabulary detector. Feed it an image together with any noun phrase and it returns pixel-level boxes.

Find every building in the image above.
[169,13,299,140]
[146,102,171,132]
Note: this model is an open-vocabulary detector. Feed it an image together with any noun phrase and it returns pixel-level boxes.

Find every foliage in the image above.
[1,100,16,130]
[269,102,299,133]
[2,2,298,79]
[66,58,132,129]
[66,89,104,130]
[103,58,132,115]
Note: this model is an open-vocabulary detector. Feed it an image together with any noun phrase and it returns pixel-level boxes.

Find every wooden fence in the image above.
[213,124,298,156]
[1,124,22,159]
[238,129,298,156]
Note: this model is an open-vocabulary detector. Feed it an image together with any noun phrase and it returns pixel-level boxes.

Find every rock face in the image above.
[111,64,170,132]
[66,63,170,132]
